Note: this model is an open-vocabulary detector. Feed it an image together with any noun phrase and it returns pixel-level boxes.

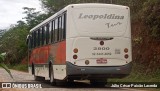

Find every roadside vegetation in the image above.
[0,53,14,79]
[7,64,28,72]
[109,62,160,82]
[0,0,159,84]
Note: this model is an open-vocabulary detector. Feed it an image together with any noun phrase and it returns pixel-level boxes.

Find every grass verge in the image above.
[108,62,160,82]
[108,62,160,91]
[7,64,28,72]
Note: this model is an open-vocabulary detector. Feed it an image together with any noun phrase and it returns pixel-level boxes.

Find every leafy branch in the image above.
[0,53,14,80]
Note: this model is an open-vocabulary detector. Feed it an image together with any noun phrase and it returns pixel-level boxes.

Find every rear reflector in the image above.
[85,60,89,65]
[73,55,78,59]
[73,48,78,53]
[124,48,128,53]
[124,54,129,59]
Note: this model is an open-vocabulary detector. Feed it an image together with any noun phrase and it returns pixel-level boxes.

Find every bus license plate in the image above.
[96,58,107,64]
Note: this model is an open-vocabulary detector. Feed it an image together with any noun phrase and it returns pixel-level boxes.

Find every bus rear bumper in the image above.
[66,62,132,79]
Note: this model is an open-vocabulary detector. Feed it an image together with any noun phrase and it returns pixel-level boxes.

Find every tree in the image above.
[40,0,112,14]
[22,7,41,29]
[22,7,50,29]
[140,0,160,39]
[0,23,28,65]
[0,29,6,38]
[0,7,50,65]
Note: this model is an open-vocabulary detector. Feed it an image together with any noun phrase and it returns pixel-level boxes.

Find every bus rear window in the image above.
[72,7,129,35]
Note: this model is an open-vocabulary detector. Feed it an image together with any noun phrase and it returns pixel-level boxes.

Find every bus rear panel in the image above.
[65,4,132,80]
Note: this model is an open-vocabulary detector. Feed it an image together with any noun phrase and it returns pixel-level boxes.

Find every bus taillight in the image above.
[124,48,128,53]
[124,54,129,59]
[124,48,129,59]
[73,48,78,53]
[73,55,78,59]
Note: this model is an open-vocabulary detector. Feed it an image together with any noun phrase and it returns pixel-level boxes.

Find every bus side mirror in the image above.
[26,35,30,45]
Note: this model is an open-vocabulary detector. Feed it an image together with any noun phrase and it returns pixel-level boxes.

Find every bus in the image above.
[26,3,132,86]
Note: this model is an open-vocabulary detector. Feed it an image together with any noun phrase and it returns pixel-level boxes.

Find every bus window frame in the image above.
[30,35,33,49]
[63,13,66,40]
[49,21,52,44]
[42,26,44,45]
[46,23,50,44]
[38,29,40,46]
[55,18,58,43]
[61,13,66,40]
[58,16,62,41]
[34,31,36,48]
[52,20,55,43]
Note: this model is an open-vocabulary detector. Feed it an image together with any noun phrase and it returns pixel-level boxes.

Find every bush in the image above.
[140,0,160,39]
[0,53,14,79]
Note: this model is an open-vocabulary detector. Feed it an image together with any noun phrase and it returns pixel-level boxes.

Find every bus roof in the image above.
[29,3,128,33]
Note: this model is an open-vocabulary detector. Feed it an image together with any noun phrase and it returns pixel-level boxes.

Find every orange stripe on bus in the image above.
[29,41,66,65]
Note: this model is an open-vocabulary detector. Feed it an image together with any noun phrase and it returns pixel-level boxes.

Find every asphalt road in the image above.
[0,68,147,91]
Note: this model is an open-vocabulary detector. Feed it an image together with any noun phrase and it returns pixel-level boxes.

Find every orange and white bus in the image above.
[27,3,132,86]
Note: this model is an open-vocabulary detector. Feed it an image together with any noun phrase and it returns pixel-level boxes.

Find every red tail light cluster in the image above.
[124,54,129,59]
[73,55,78,59]
[73,48,78,53]
[124,48,129,59]
[73,48,78,59]
[124,48,128,53]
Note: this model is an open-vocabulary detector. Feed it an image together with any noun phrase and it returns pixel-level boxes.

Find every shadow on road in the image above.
[34,80,120,90]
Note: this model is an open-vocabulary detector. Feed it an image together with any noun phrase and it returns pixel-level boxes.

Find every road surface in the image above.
[0,68,147,91]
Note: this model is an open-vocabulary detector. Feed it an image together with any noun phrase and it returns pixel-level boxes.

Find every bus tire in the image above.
[90,79,107,87]
[49,65,56,85]
[68,79,74,83]
[32,63,34,75]
[34,75,45,81]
